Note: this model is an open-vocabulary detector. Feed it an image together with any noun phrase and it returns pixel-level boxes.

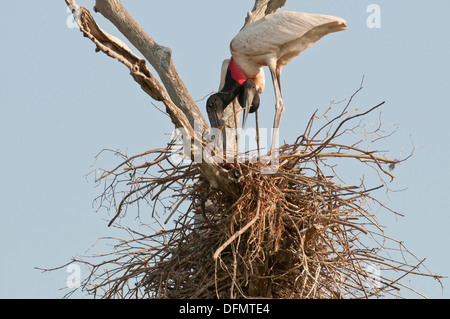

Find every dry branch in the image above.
[64,0,245,196]
[242,0,287,29]
[93,0,206,128]
[65,1,193,133]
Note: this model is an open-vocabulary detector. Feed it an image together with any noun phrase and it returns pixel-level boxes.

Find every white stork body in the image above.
[229,11,347,152]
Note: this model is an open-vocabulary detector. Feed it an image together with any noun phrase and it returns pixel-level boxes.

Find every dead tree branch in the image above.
[64,0,252,196]
[242,0,287,29]
[92,0,206,128]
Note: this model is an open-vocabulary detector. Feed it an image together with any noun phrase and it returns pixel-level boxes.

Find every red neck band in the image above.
[228,58,248,85]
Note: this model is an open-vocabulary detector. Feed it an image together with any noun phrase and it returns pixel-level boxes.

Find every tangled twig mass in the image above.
[49,88,442,299]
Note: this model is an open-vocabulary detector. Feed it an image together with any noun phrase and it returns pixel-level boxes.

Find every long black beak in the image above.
[241,87,255,130]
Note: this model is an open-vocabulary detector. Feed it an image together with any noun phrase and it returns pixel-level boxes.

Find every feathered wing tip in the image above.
[302,18,347,48]
[323,19,347,34]
[288,12,347,32]
[219,58,231,91]
[289,12,347,39]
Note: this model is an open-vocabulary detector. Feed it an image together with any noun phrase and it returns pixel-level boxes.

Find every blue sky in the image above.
[0,1,448,298]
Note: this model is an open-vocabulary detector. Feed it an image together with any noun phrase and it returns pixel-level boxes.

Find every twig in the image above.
[213,182,262,260]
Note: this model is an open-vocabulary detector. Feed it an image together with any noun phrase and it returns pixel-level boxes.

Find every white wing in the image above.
[231,11,346,59]
[218,58,231,91]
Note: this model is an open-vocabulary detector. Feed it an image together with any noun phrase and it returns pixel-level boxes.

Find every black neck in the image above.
[221,69,239,93]
[216,70,243,108]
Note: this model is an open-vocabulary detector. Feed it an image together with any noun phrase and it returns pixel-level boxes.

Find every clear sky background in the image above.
[0,0,449,298]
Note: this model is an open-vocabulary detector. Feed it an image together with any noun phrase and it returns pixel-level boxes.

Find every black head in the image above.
[239,79,260,114]
[242,79,257,92]
[206,94,224,128]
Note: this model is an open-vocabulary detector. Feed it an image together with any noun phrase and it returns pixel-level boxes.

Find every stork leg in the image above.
[233,100,240,161]
[255,109,261,159]
[270,65,285,153]
[276,67,283,98]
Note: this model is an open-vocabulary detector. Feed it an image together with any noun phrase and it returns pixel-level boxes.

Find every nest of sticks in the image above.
[55,88,442,299]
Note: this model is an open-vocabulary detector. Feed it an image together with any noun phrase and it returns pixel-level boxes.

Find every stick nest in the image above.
[51,88,442,299]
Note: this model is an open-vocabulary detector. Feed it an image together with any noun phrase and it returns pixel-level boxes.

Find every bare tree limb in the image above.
[65,2,193,136]
[93,0,207,129]
[64,0,243,196]
[242,0,287,29]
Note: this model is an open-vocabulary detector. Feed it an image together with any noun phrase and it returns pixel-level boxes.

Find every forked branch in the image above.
[92,0,206,128]
[242,0,287,29]
[65,0,264,196]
